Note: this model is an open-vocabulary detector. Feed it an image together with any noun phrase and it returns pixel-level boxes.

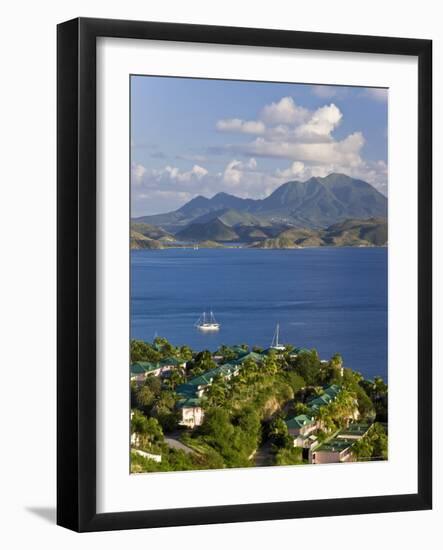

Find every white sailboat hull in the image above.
[195,311,220,331]
[197,323,220,331]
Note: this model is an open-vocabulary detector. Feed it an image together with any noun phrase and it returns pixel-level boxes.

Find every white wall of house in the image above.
[180,406,205,428]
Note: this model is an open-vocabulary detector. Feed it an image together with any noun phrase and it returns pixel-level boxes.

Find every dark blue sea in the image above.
[131,247,387,381]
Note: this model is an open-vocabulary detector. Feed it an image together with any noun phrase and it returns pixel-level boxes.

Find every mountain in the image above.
[321,217,388,247]
[133,173,387,232]
[190,208,269,228]
[130,222,175,241]
[130,230,165,249]
[175,218,240,242]
[250,217,387,248]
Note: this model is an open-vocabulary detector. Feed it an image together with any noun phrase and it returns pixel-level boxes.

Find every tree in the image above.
[188,350,216,375]
[164,369,185,390]
[268,417,291,449]
[135,385,155,413]
[179,345,193,362]
[369,423,388,460]
[153,336,175,356]
[293,349,322,385]
[131,410,164,450]
[130,339,162,363]
[284,372,305,394]
[205,376,228,407]
[144,375,161,396]
[217,345,237,361]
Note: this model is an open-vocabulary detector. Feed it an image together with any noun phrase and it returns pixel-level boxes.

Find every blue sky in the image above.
[131,76,388,216]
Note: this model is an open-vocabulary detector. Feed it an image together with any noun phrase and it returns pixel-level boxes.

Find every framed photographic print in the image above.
[57,17,432,532]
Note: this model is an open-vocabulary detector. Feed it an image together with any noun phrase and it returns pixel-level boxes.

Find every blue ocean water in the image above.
[131,247,387,381]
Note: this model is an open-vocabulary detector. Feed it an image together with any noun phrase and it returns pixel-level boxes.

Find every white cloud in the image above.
[132,163,146,184]
[216,118,265,134]
[274,157,387,196]
[294,104,343,142]
[222,158,258,186]
[133,92,387,215]
[260,96,309,125]
[232,130,364,166]
[162,164,208,182]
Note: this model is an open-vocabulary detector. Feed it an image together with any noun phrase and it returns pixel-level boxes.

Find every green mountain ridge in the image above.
[133,173,387,232]
[175,218,239,242]
[250,217,387,248]
[130,217,387,249]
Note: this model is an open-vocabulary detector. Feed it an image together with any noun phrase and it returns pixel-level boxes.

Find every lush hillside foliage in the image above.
[130,338,388,473]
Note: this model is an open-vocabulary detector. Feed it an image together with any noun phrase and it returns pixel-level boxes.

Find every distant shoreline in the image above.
[131,244,388,251]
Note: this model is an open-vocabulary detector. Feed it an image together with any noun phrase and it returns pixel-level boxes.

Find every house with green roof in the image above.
[175,350,265,428]
[310,423,373,464]
[130,361,163,383]
[285,385,344,446]
[286,414,318,437]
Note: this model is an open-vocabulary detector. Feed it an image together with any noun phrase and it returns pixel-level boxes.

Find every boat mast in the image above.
[276,323,280,347]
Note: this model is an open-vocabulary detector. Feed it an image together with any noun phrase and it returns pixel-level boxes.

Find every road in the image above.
[164,435,196,455]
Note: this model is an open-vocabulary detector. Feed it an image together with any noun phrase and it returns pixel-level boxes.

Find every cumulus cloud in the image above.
[231,131,364,166]
[222,158,258,186]
[160,164,208,182]
[275,158,388,195]
[132,163,146,184]
[260,96,309,125]
[133,93,387,215]
[293,103,342,142]
[216,118,265,134]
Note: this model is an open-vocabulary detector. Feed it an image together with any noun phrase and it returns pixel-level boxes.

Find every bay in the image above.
[131,247,387,381]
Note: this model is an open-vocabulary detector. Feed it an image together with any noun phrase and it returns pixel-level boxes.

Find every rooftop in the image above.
[285,414,315,430]
[131,361,161,374]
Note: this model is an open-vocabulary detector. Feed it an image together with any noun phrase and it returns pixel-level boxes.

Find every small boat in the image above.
[195,311,220,331]
[270,323,286,351]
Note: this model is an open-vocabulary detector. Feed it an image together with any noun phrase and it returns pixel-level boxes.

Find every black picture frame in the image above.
[57,17,432,532]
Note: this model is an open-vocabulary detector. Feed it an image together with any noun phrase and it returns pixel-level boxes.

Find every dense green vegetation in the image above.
[351,423,388,461]
[130,338,388,473]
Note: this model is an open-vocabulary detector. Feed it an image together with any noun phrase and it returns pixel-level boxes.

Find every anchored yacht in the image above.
[270,323,286,351]
[195,311,220,331]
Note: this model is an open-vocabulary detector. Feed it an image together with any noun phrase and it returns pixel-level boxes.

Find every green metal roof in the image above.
[307,384,342,411]
[315,438,353,453]
[130,362,161,374]
[285,414,315,430]
[337,423,372,438]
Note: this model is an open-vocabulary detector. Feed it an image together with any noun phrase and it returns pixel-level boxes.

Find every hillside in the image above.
[130,231,164,249]
[175,218,239,242]
[250,217,387,248]
[133,173,387,232]
[130,222,175,241]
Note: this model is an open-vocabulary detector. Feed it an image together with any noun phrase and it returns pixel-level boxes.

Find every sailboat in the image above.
[195,311,220,331]
[270,323,286,351]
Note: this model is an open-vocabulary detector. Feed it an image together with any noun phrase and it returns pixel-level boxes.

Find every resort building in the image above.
[310,423,373,464]
[130,357,186,384]
[176,350,264,428]
[130,361,163,383]
[286,414,318,438]
[285,384,360,457]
